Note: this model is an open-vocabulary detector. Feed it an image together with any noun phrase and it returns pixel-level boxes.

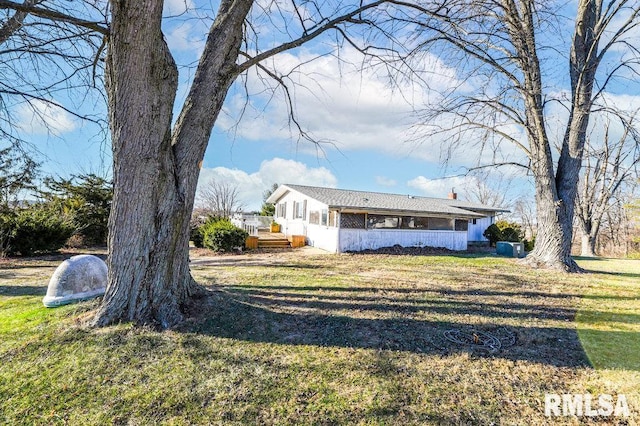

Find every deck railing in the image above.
[231,214,273,237]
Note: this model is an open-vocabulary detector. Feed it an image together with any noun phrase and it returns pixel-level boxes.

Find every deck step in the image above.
[257,238,291,248]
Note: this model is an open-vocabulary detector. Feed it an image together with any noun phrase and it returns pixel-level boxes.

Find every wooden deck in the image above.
[257,230,287,240]
[256,230,291,248]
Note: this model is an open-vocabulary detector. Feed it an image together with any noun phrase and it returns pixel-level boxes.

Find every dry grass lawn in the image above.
[0,248,638,424]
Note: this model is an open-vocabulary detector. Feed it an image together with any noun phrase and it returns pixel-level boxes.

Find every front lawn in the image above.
[1,251,638,424]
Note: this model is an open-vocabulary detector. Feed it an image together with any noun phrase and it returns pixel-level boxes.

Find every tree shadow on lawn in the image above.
[189,285,593,369]
[225,287,578,322]
[232,284,586,300]
[582,269,640,280]
[0,285,46,296]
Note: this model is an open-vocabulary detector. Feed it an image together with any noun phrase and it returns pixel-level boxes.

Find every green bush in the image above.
[190,213,222,248]
[190,224,205,248]
[201,219,248,252]
[500,226,521,242]
[495,220,524,241]
[483,224,503,247]
[0,206,75,256]
[42,175,112,246]
[523,236,535,252]
[483,220,525,247]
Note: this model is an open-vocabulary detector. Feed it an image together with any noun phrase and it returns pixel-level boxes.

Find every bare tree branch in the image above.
[0,0,109,34]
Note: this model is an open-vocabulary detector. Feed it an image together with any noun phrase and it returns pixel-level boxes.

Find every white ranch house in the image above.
[266,184,508,253]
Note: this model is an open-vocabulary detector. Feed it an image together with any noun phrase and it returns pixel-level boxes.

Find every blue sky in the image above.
[13,0,639,211]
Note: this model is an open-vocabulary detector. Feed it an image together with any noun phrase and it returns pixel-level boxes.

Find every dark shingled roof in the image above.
[267,184,509,217]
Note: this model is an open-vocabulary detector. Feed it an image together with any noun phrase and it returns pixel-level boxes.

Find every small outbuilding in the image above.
[266,184,509,253]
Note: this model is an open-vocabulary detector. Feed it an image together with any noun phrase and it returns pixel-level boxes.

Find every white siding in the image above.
[273,190,336,251]
[339,229,468,252]
[467,216,493,242]
[306,224,339,252]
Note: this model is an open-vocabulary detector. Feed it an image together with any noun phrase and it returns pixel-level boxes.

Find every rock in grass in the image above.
[43,255,107,308]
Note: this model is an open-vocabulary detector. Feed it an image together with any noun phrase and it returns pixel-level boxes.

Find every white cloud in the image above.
[219,47,464,162]
[376,176,397,187]
[219,46,536,169]
[16,100,77,135]
[407,175,472,198]
[408,169,529,208]
[163,0,194,16]
[165,23,205,53]
[197,157,337,211]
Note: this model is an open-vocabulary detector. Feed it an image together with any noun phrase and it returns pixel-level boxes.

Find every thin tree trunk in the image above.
[578,214,599,257]
[580,233,597,257]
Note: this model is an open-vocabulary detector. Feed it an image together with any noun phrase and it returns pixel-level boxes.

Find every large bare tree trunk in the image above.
[92,0,190,327]
[93,0,252,327]
[521,0,600,272]
[497,0,582,272]
[527,172,580,270]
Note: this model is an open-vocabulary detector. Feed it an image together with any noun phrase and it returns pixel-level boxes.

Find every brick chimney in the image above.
[448,188,457,200]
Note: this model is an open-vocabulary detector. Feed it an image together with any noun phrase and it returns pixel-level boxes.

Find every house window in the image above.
[321,209,328,226]
[455,219,469,231]
[470,218,477,225]
[428,218,453,230]
[309,211,320,225]
[293,201,306,219]
[400,217,430,229]
[367,215,400,229]
[366,215,456,230]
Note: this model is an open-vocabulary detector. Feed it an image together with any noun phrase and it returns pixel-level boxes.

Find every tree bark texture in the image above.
[510,0,602,271]
[495,0,585,271]
[0,0,39,44]
[93,0,252,327]
[580,232,597,257]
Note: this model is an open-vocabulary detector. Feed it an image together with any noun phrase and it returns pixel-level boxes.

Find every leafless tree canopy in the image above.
[462,170,512,209]
[402,0,640,270]
[196,180,245,218]
[0,0,109,148]
[576,115,640,256]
